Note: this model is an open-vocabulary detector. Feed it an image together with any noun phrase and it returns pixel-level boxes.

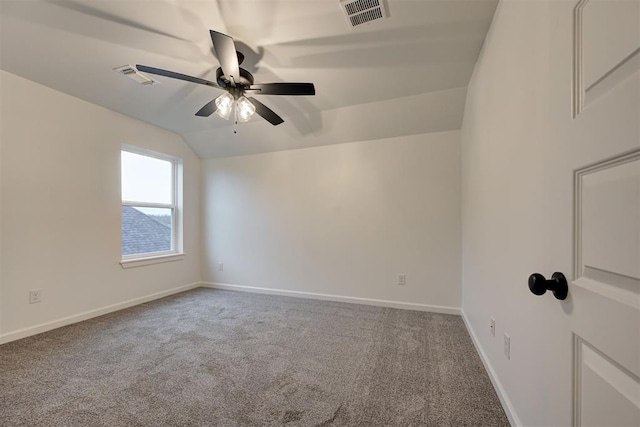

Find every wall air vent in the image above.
[113,65,157,86]
[340,0,388,28]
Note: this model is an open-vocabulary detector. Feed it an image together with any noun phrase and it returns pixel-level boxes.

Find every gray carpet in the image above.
[0,288,509,426]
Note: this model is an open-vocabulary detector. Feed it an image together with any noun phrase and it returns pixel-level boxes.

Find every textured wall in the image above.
[0,71,201,340]
[202,131,462,310]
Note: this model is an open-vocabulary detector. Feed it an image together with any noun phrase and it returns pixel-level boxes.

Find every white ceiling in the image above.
[0,0,497,158]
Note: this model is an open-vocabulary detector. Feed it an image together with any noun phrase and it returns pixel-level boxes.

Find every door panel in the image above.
[574,0,640,115]
[581,0,639,88]
[574,150,640,310]
[557,0,640,426]
[575,336,640,427]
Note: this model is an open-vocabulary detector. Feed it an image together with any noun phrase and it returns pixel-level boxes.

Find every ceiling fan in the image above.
[137,30,315,128]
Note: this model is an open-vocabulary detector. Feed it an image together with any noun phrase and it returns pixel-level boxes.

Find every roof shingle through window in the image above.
[122,206,171,256]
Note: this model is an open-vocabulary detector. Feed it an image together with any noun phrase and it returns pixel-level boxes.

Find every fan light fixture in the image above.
[214,93,255,122]
[214,92,234,120]
[236,96,256,122]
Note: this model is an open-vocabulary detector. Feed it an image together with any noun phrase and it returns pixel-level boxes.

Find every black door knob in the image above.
[528,272,568,300]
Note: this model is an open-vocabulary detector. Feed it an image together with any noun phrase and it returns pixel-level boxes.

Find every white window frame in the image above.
[120,144,184,268]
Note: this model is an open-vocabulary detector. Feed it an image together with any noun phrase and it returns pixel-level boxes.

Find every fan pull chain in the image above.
[234,102,238,134]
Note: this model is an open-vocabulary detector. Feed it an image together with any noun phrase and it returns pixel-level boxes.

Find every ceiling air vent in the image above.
[340,0,388,28]
[113,65,157,86]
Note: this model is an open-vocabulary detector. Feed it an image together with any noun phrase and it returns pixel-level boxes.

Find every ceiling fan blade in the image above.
[136,65,221,88]
[248,97,284,126]
[247,83,315,96]
[195,99,218,117]
[210,30,240,86]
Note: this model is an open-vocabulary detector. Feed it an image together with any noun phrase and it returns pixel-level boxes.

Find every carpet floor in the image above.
[0,288,509,426]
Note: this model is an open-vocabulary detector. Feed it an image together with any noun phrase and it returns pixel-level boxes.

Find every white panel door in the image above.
[551,1,640,426]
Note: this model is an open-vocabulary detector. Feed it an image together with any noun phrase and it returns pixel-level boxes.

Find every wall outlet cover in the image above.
[504,333,511,360]
[29,289,42,304]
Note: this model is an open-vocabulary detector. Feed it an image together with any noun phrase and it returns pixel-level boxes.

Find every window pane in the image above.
[122,206,173,256]
[122,151,172,204]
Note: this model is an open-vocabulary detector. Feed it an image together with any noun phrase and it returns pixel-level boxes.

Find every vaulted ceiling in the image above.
[0,0,497,158]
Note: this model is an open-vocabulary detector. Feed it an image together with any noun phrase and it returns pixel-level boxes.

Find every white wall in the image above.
[202,131,461,311]
[462,1,562,424]
[461,2,552,423]
[0,71,4,338]
[0,71,201,341]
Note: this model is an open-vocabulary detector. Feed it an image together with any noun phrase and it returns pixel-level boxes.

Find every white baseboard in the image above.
[461,310,521,427]
[0,282,201,345]
[202,282,461,315]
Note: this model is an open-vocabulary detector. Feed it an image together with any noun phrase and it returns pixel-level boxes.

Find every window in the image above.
[121,146,182,262]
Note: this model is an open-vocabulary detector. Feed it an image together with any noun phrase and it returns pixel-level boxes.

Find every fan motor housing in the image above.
[216,67,254,89]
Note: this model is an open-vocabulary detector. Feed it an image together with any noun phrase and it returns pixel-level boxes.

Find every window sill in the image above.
[120,253,186,269]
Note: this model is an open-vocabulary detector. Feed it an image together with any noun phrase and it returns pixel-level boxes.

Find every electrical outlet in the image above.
[398,274,406,285]
[29,289,42,304]
[218,262,223,271]
[490,317,496,336]
[504,333,510,360]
